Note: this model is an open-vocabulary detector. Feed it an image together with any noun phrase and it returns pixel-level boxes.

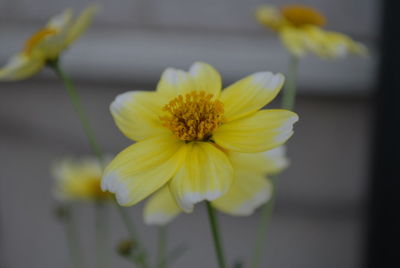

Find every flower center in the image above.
[281,5,326,27]
[160,91,224,142]
[24,28,58,55]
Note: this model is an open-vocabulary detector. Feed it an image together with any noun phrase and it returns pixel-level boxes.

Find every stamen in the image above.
[160,91,224,141]
[281,5,326,27]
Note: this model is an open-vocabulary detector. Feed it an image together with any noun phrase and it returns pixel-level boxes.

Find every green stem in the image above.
[156,226,167,268]
[48,61,148,267]
[206,202,226,268]
[64,204,84,268]
[114,202,149,268]
[281,55,299,110]
[249,175,278,268]
[95,202,109,268]
[48,61,104,165]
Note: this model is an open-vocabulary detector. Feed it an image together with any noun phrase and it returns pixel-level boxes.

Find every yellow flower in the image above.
[0,5,98,81]
[144,146,288,225]
[102,62,298,214]
[53,156,112,202]
[255,4,367,58]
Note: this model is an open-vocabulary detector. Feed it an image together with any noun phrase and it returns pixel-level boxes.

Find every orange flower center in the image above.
[24,28,58,55]
[160,91,224,141]
[281,5,326,27]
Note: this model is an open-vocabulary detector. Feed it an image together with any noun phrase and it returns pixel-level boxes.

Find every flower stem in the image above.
[206,202,226,268]
[64,204,84,268]
[95,202,109,268]
[249,175,278,268]
[281,55,299,110]
[48,60,104,165]
[156,226,167,268]
[48,61,148,267]
[114,203,149,268]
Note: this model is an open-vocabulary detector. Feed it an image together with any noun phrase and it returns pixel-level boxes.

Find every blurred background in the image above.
[0,0,380,267]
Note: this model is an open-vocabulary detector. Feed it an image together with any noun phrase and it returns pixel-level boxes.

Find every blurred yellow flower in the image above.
[0,5,98,81]
[102,62,298,213]
[144,146,288,225]
[255,4,367,58]
[53,156,111,202]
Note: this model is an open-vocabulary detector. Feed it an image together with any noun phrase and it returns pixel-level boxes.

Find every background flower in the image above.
[255,4,367,58]
[53,156,111,202]
[0,4,98,81]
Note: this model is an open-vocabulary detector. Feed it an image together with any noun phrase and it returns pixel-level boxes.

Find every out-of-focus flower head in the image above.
[144,146,289,225]
[255,4,367,59]
[101,62,298,219]
[53,156,112,202]
[0,4,99,81]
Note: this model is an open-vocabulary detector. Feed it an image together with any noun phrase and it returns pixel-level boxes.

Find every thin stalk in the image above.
[156,226,167,268]
[48,61,148,267]
[249,175,278,268]
[206,202,226,268]
[64,204,84,268]
[48,61,104,165]
[114,202,149,268]
[95,202,109,268]
[281,55,299,110]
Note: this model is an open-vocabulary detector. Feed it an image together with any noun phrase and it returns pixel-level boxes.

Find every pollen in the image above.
[281,5,326,27]
[24,28,58,55]
[160,91,224,141]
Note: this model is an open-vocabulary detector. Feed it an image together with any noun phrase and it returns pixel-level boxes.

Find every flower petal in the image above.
[220,72,284,122]
[280,27,308,57]
[229,146,289,175]
[0,53,44,81]
[102,135,186,206]
[110,91,169,141]
[188,62,222,96]
[212,171,272,216]
[46,8,73,30]
[143,186,182,225]
[213,109,298,153]
[255,5,287,31]
[66,4,99,46]
[156,68,194,98]
[169,142,233,212]
[35,9,73,58]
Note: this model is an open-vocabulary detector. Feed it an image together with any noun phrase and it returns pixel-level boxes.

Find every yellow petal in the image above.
[34,9,74,58]
[255,5,287,31]
[316,30,368,58]
[102,135,186,206]
[143,186,182,225]
[46,8,73,30]
[229,146,289,175]
[0,53,45,81]
[188,62,222,96]
[156,68,194,98]
[213,109,298,153]
[212,171,272,216]
[110,91,169,141]
[66,4,99,46]
[169,142,233,212]
[220,72,284,122]
[280,27,308,57]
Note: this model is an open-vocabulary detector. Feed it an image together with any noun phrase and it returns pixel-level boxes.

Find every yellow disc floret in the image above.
[161,91,224,141]
[281,5,326,27]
